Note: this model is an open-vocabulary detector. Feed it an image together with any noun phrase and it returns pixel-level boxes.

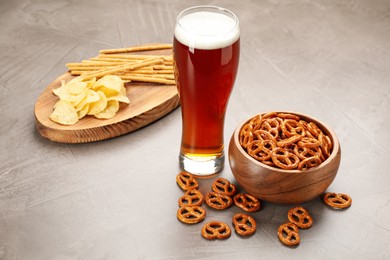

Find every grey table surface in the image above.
[1,0,390,259]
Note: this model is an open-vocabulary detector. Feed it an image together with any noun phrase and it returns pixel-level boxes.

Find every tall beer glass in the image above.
[173,6,240,176]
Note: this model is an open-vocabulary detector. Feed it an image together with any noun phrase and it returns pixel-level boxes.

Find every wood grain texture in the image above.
[34,50,179,143]
[228,112,341,204]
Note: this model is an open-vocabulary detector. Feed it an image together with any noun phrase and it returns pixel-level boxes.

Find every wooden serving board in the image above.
[35,50,179,143]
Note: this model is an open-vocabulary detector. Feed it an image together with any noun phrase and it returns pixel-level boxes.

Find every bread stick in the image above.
[81,58,163,80]
[99,43,173,54]
[118,75,175,85]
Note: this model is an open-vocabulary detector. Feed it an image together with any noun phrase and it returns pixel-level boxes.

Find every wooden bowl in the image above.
[228,112,341,204]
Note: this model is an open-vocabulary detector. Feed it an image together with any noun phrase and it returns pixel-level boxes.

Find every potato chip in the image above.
[85,89,100,103]
[120,85,127,96]
[74,89,100,112]
[107,94,130,104]
[86,77,96,89]
[71,90,89,107]
[77,103,89,119]
[52,80,65,96]
[49,100,79,125]
[96,86,118,98]
[53,84,87,106]
[50,75,129,125]
[87,91,107,115]
[74,97,87,112]
[95,100,119,119]
[52,83,66,98]
[66,77,88,95]
[93,75,123,93]
[106,82,128,102]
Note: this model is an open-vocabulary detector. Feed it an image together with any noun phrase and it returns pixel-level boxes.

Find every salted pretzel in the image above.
[287,206,313,229]
[233,193,261,212]
[239,123,254,148]
[318,132,332,159]
[201,221,231,240]
[205,192,233,210]
[305,121,322,138]
[176,171,198,191]
[232,213,257,236]
[298,137,320,148]
[277,134,302,148]
[248,114,263,131]
[239,112,334,170]
[211,178,237,196]
[297,155,322,170]
[298,119,311,137]
[323,192,352,209]
[177,205,206,224]
[271,147,300,170]
[247,140,265,161]
[277,112,300,121]
[247,140,275,162]
[278,222,300,246]
[294,145,323,160]
[178,189,204,207]
[262,111,278,119]
[254,129,277,144]
[260,118,280,140]
[281,119,305,137]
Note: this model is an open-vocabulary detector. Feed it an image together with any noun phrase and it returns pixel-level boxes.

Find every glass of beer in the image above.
[173,6,240,176]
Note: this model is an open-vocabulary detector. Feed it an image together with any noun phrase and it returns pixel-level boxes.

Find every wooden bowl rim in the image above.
[232,111,340,174]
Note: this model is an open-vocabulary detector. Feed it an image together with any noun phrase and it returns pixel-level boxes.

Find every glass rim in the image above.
[176,5,239,36]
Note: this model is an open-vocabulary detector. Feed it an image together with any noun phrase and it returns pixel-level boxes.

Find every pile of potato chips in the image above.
[49,75,130,125]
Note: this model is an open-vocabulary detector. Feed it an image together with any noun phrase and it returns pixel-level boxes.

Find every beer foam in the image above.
[175,11,240,50]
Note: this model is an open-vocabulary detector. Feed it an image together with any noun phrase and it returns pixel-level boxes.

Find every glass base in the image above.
[179,153,224,177]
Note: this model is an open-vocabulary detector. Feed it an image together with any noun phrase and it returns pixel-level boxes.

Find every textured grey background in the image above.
[1,0,389,259]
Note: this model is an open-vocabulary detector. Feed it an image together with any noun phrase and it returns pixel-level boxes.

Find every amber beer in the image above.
[174,6,240,175]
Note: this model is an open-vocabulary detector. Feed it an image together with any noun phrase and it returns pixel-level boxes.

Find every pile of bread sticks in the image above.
[66,43,175,85]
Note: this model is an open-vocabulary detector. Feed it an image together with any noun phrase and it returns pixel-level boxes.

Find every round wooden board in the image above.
[34,50,179,143]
